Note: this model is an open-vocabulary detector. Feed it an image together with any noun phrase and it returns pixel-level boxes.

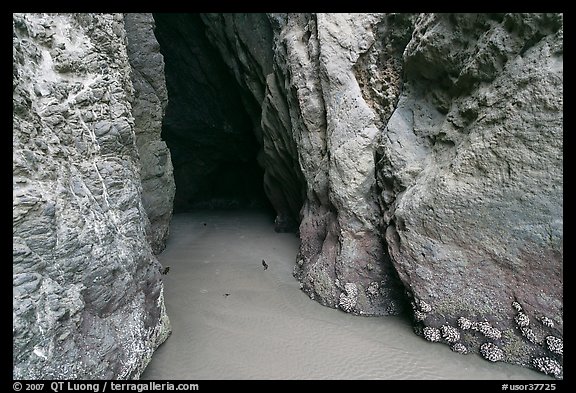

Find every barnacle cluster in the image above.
[540,316,554,328]
[457,316,473,330]
[477,321,502,340]
[511,303,539,344]
[366,282,379,299]
[532,357,562,378]
[413,310,427,322]
[520,326,537,344]
[338,282,358,313]
[480,342,504,362]
[545,336,563,356]
[515,312,530,327]
[450,342,468,354]
[440,325,460,343]
[411,297,432,322]
[417,299,432,313]
[423,326,441,342]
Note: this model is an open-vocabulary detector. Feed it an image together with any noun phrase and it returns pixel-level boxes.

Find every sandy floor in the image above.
[140,209,550,380]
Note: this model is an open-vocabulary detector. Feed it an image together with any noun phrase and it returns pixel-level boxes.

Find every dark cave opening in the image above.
[152,13,274,216]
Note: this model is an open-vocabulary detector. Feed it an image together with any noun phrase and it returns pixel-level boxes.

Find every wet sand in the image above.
[141,209,550,380]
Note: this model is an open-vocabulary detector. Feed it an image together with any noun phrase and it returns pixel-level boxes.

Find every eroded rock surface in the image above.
[198,13,563,376]
[13,13,170,379]
[377,13,563,378]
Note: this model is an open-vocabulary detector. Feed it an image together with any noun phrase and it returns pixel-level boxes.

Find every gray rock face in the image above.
[198,13,563,376]
[378,13,563,377]
[13,13,170,379]
[124,13,175,254]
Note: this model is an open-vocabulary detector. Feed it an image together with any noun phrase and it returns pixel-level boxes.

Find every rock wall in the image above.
[13,13,170,379]
[378,13,563,377]
[199,13,563,377]
[124,13,175,254]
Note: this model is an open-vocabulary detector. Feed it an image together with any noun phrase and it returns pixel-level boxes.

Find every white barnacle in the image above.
[440,325,461,343]
[520,326,537,344]
[540,316,554,328]
[477,321,502,340]
[512,301,523,312]
[457,316,472,330]
[418,299,432,313]
[515,312,530,327]
[532,357,562,378]
[366,282,379,298]
[545,336,563,356]
[338,283,358,313]
[339,293,355,312]
[33,346,48,360]
[423,326,441,342]
[414,310,428,322]
[480,342,504,362]
[450,342,468,354]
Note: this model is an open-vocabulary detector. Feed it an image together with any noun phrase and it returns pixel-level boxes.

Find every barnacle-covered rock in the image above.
[423,326,441,342]
[450,343,468,354]
[480,342,504,362]
[540,316,555,328]
[532,357,562,378]
[477,321,502,340]
[515,312,530,327]
[545,336,563,356]
[440,325,460,343]
[338,282,358,313]
[457,317,472,330]
[512,301,523,312]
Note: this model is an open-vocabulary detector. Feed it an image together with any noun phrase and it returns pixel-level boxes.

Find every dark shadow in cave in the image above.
[152,13,274,216]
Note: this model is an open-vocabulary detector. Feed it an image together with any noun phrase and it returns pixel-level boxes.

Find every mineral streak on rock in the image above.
[13,13,170,379]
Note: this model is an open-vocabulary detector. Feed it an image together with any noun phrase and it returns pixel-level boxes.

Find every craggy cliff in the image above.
[13,13,562,379]
[13,13,172,379]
